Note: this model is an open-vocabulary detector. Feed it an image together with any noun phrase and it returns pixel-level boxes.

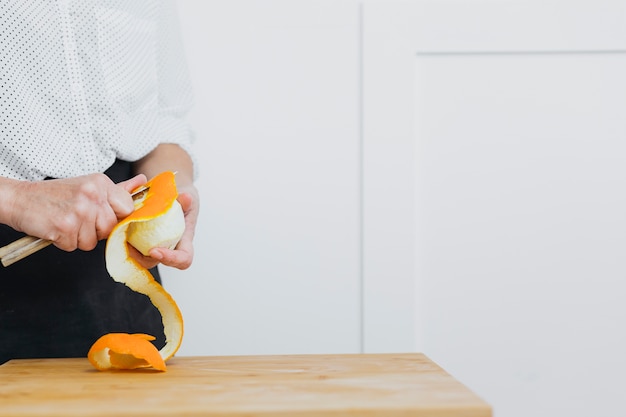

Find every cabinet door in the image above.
[363,1,626,416]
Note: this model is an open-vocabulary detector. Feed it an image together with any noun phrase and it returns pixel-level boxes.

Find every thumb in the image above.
[118,174,148,194]
[109,174,149,219]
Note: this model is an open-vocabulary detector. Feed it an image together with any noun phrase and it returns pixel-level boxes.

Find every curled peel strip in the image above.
[88,171,185,371]
[88,333,166,372]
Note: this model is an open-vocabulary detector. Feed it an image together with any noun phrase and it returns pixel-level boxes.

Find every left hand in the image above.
[129,183,199,271]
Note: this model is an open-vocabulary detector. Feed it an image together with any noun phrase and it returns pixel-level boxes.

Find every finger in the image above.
[52,235,77,252]
[95,205,118,240]
[149,245,193,270]
[177,192,194,213]
[108,175,148,219]
[118,174,148,194]
[178,193,199,238]
[77,217,99,251]
[108,186,135,219]
[127,244,160,270]
[49,213,80,252]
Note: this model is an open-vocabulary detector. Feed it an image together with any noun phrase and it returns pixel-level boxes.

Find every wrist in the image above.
[0,177,26,230]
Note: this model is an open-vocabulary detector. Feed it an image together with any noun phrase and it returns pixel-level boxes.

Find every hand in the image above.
[128,184,199,271]
[7,173,147,252]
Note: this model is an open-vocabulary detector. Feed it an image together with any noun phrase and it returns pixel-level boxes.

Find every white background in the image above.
[164,0,362,356]
[163,1,626,416]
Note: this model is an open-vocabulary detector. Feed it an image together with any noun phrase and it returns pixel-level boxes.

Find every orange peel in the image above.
[87,171,185,371]
[88,333,166,371]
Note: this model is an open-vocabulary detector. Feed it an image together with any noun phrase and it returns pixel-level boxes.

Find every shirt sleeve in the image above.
[155,0,197,178]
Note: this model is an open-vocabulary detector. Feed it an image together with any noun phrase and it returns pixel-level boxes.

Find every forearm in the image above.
[132,144,195,191]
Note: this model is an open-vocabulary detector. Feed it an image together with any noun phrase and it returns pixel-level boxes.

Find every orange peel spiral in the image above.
[88,333,166,371]
[87,171,185,371]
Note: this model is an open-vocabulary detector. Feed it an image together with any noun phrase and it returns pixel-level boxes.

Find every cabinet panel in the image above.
[415,52,626,417]
[363,1,626,415]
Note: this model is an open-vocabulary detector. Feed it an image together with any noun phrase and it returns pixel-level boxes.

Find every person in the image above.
[0,1,199,364]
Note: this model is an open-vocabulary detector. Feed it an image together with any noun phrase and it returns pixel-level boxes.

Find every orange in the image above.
[87,171,185,371]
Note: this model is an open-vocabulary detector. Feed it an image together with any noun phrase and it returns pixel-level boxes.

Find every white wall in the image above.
[162,0,362,356]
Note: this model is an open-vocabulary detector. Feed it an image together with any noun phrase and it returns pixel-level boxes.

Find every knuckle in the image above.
[81,174,110,200]
[43,231,60,244]
[96,224,114,240]
[72,201,90,219]
[78,181,101,201]
[79,239,98,251]
[54,214,78,235]
[89,172,109,184]
[53,237,77,252]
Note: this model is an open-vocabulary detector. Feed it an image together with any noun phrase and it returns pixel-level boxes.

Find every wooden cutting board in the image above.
[0,353,491,417]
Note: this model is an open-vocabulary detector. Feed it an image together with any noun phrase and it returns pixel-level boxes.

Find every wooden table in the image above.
[0,353,491,416]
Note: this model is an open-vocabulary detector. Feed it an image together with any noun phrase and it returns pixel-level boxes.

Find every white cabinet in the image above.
[363,1,626,416]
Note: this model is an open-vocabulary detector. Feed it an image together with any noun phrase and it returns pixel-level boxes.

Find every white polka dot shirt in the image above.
[0,0,194,181]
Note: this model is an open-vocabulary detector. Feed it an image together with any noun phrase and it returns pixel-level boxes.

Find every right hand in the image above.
[5,173,147,252]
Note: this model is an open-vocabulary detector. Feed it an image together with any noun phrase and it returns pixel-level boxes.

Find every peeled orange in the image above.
[87,171,185,371]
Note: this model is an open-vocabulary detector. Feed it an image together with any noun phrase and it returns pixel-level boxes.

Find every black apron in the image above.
[0,160,165,364]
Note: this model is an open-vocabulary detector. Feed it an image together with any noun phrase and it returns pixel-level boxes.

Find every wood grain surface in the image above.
[0,353,491,417]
